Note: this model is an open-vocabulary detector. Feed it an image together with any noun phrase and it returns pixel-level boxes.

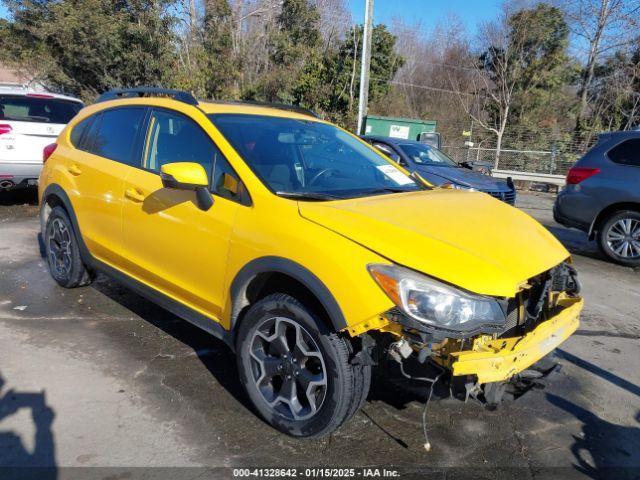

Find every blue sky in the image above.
[0,1,502,32]
[348,0,502,34]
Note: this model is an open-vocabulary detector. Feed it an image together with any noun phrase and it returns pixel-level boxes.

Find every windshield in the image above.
[209,114,421,199]
[0,95,82,124]
[397,142,457,167]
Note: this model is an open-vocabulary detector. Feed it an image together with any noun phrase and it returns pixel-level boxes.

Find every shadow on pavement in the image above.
[555,349,640,398]
[90,274,449,433]
[90,277,257,414]
[0,373,57,480]
[542,224,603,261]
[549,349,640,478]
[547,394,640,480]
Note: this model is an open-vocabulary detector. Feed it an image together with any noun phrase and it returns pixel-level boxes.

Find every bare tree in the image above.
[313,0,351,45]
[385,15,473,136]
[588,45,640,133]
[449,6,530,168]
[560,0,640,129]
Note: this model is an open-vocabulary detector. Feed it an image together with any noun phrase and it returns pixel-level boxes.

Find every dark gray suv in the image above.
[554,130,640,266]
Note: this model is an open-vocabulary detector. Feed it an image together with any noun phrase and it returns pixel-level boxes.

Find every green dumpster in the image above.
[364,115,437,140]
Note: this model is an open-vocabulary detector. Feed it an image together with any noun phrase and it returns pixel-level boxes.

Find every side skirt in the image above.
[95,259,234,349]
[41,185,233,349]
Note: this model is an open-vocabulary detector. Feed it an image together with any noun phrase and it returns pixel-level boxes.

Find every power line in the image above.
[370,77,474,97]
[399,59,476,72]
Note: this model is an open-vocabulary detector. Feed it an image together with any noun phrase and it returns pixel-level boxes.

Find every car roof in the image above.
[362,135,426,146]
[92,88,325,121]
[198,101,320,121]
[0,86,83,103]
[598,130,640,141]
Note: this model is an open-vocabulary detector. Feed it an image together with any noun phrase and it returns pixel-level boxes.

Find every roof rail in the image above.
[208,100,320,118]
[96,87,198,106]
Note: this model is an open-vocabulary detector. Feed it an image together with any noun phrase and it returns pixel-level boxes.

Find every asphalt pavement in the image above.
[0,188,638,479]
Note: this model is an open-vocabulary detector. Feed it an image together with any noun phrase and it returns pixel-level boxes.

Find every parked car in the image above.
[0,87,83,190]
[362,135,516,205]
[39,88,583,438]
[554,130,640,266]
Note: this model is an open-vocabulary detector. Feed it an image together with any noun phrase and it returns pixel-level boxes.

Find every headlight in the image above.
[440,183,477,191]
[368,264,505,333]
[452,183,477,191]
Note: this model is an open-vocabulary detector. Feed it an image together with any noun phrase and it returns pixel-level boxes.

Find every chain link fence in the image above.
[441,146,582,176]
[437,123,597,178]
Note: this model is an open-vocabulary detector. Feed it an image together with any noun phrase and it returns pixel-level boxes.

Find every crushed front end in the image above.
[362,261,583,404]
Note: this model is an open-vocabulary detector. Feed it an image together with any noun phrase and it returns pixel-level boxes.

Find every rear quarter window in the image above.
[87,107,147,166]
[70,116,93,148]
[607,138,640,166]
[0,95,82,124]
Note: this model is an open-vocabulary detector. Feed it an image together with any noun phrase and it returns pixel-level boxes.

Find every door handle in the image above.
[125,187,145,202]
[67,164,82,176]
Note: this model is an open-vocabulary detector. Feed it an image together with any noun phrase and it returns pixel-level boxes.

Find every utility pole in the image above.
[189,0,197,30]
[356,0,374,135]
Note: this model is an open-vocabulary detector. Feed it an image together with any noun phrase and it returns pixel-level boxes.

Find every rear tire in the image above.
[597,210,640,267]
[236,293,370,438]
[44,206,93,288]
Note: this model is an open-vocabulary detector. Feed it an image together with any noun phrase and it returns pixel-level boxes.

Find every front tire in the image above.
[236,293,370,438]
[598,210,640,267]
[44,206,93,288]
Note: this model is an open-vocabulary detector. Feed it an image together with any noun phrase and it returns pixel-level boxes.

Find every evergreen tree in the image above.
[479,3,574,150]
[508,4,574,136]
[322,24,404,126]
[2,0,176,99]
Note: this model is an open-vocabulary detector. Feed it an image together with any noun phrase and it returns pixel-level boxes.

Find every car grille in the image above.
[485,189,516,205]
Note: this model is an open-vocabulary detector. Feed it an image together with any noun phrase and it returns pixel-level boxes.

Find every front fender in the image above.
[229,256,348,333]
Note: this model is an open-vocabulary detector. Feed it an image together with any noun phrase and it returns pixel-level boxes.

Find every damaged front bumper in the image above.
[445,297,582,384]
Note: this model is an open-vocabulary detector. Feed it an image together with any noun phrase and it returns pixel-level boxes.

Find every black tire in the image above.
[597,210,640,267]
[44,206,93,288]
[236,293,371,438]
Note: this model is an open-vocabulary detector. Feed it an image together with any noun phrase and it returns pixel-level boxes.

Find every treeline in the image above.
[1,0,638,145]
[0,0,403,129]
[381,1,640,150]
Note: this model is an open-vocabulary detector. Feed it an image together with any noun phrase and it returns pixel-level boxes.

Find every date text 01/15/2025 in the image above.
[232,468,400,477]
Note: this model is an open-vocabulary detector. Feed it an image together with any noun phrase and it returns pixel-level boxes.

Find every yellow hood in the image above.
[298,189,569,298]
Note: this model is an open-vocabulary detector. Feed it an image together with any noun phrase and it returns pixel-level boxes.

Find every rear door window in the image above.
[0,95,82,124]
[89,107,147,166]
[608,138,640,166]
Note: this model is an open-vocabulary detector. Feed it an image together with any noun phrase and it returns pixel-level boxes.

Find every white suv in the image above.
[0,87,83,190]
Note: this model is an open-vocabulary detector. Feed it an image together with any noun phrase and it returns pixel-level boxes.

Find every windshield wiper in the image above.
[360,187,418,196]
[276,191,341,201]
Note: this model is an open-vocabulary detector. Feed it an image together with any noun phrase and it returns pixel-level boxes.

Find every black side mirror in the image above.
[459,161,473,170]
[194,187,214,211]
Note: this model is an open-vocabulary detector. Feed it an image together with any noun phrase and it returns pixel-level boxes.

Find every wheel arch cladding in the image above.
[229,257,348,340]
[41,184,93,266]
[590,202,640,239]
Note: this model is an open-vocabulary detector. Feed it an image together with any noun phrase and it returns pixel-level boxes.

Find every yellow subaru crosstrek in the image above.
[39,88,583,438]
